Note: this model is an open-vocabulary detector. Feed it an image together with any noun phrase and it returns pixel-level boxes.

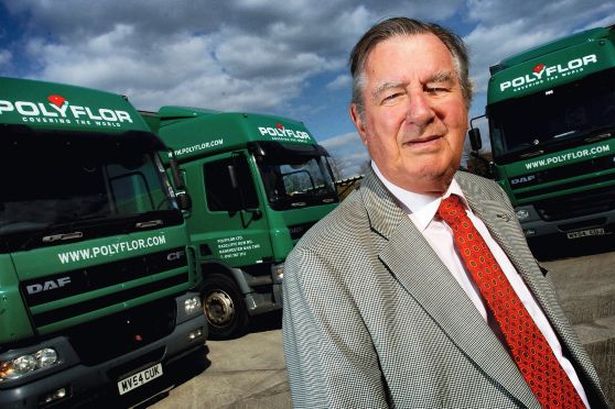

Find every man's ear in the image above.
[349,103,368,146]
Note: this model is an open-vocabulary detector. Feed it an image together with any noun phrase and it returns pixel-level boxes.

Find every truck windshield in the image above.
[0,128,180,248]
[489,68,615,162]
[254,142,338,211]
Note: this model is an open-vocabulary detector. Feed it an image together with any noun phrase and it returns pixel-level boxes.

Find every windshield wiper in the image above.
[544,125,613,145]
[18,214,115,250]
[552,130,577,139]
[582,125,613,143]
[510,140,544,159]
[135,219,163,229]
[519,148,545,159]
[42,231,84,243]
[495,141,541,163]
[19,221,80,250]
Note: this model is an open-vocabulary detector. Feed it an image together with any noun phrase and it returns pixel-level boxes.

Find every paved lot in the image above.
[148,316,289,409]
[149,243,615,409]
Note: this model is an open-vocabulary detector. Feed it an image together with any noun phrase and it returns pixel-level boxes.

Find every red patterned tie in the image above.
[437,195,584,409]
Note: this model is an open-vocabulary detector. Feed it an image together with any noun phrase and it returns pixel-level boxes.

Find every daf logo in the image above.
[510,175,536,186]
[167,250,185,262]
[26,277,72,294]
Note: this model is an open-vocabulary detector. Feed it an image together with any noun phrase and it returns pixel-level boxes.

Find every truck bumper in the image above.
[519,207,615,243]
[0,295,207,409]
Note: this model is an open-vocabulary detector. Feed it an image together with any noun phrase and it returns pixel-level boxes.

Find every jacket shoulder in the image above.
[456,171,509,202]
[295,189,369,252]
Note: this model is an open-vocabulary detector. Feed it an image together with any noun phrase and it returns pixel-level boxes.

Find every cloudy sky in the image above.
[1,0,614,177]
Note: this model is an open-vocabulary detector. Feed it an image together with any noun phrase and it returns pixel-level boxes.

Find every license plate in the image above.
[566,227,606,239]
[117,363,163,396]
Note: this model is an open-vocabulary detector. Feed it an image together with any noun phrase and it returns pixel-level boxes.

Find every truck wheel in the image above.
[201,273,249,340]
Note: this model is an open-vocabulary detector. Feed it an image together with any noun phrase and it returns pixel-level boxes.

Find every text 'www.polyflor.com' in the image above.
[524,144,610,170]
[57,235,167,264]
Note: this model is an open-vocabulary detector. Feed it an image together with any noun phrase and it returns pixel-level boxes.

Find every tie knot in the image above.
[437,194,466,225]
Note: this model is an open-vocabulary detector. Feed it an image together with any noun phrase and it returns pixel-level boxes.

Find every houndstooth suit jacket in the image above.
[282,169,609,409]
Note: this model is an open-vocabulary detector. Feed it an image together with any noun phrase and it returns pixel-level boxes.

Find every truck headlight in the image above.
[0,348,59,381]
[35,348,59,368]
[272,264,284,282]
[184,295,201,315]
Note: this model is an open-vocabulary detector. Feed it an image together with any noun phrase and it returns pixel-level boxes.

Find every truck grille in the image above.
[534,185,615,221]
[69,298,174,365]
[20,247,188,329]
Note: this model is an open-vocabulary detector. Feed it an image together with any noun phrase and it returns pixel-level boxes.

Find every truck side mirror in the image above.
[468,128,482,151]
[168,152,192,211]
[175,188,192,211]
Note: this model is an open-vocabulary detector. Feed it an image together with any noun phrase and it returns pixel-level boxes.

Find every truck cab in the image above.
[143,106,339,339]
[469,25,615,248]
[0,77,206,408]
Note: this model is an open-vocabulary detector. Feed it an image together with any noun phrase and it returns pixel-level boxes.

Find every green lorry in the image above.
[469,25,615,248]
[0,77,207,408]
[142,106,339,339]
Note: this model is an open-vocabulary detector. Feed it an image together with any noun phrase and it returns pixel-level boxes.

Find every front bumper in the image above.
[0,293,207,409]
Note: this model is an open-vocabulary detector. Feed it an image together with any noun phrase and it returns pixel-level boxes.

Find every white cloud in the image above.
[327,74,351,91]
[466,0,614,27]
[27,28,194,88]
[465,20,560,93]
[464,0,615,107]
[321,131,368,178]
[8,0,379,115]
[21,22,309,112]
[577,12,615,31]
[215,32,330,79]
[321,131,359,149]
[0,50,12,67]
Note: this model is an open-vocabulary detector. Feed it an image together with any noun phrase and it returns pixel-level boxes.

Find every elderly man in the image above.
[282,17,609,409]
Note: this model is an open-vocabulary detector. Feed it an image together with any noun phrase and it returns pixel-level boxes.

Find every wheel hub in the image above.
[204,290,235,326]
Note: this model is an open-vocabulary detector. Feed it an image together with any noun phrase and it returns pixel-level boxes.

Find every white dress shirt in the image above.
[372,163,590,408]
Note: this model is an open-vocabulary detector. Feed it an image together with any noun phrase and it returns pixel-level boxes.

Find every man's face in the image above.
[350,33,468,194]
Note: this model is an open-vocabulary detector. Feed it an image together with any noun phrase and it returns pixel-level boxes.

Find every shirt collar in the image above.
[371,162,469,232]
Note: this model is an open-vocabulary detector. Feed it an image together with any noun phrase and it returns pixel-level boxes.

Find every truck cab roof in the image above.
[151,106,320,161]
[0,76,150,134]
[491,26,614,74]
[487,25,615,104]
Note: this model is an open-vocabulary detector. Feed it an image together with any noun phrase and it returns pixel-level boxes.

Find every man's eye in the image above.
[426,86,449,94]
[382,92,402,102]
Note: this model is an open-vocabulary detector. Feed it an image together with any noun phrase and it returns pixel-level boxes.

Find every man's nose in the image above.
[406,90,435,125]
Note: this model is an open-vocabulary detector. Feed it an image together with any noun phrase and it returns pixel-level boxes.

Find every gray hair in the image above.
[349,17,473,115]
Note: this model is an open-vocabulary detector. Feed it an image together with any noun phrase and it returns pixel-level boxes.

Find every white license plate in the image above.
[117,363,163,396]
[566,227,606,239]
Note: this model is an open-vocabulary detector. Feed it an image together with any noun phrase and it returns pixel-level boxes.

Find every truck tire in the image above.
[201,273,249,340]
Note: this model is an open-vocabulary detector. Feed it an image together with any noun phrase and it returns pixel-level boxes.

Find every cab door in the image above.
[197,152,272,267]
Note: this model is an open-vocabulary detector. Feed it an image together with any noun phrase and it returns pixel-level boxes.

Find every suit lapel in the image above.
[360,171,537,407]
